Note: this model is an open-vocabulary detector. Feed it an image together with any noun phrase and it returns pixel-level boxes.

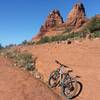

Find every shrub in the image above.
[83,17,100,33]
[93,31,100,38]
[0,44,3,50]
[51,35,62,41]
[27,41,35,45]
[5,44,16,48]
[63,27,72,34]
[17,52,35,70]
[1,48,37,71]
[37,32,84,44]
[38,36,51,43]
[22,40,28,45]
[21,40,36,46]
[15,52,37,71]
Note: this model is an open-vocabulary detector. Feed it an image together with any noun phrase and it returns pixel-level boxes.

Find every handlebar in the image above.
[55,60,69,68]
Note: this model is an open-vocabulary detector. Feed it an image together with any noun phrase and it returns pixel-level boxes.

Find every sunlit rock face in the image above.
[66,3,88,28]
[32,3,90,41]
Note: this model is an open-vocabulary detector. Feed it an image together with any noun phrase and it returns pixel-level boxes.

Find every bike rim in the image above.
[62,78,78,99]
[49,71,60,88]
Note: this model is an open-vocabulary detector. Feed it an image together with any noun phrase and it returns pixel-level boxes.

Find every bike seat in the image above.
[75,75,81,78]
[68,69,73,73]
[55,60,69,68]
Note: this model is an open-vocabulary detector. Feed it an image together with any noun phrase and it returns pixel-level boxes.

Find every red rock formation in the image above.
[43,9,63,29]
[66,3,88,28]
[35,9,64,39]
[32,3,90,40]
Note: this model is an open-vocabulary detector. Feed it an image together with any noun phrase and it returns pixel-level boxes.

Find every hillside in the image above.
[18,38,100,100]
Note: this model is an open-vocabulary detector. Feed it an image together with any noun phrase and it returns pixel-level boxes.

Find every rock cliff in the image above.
[33,3,89,40]
[66,3,88,28]
[36,9,64,38]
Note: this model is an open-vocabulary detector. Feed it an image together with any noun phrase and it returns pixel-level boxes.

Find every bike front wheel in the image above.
[48,70,60,88]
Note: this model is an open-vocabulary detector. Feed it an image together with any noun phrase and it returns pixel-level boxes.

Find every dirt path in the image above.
[19,38,100,100]
[0,56,63,100]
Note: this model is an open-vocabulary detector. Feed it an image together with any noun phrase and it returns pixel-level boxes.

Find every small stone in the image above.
[35,72,41,79]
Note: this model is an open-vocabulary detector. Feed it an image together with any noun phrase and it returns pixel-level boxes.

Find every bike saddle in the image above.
[55,60,59,64]
[55,60,69,68]
[75,75,81,78]
[68,69,73,73]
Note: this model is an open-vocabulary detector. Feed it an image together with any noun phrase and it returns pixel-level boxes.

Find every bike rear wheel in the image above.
[69,81,83,99]
[62,76,78,99]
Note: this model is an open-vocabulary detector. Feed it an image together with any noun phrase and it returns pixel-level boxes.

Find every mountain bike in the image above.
[48,60,82,99]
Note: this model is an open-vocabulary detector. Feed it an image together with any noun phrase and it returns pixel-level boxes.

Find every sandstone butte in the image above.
[33,2,89,40]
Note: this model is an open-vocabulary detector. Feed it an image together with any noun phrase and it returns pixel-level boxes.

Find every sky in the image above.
[0,0,100,46]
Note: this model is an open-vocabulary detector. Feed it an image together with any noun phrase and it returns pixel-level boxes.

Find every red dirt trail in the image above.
[0,56,64,100]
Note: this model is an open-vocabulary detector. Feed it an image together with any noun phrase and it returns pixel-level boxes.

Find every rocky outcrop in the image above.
[66,3,88,28]
[33,3,90,40]
[35,9,64,38]
[42,9,63,30]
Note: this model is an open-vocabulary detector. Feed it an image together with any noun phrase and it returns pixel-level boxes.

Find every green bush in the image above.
[63,27,72,33]
[21,40,35,46]
[38,36,51,43]
[5,44,16,48]
[0,44,3,50]
[84,17,100,33]
[37,32,84,44]
[27,41,35,45]
[1,49,37,71]
[93,31,100,38]
[22,40,28,45]
[51,35,63,41]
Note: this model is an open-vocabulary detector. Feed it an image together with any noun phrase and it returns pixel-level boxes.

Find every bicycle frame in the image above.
[59,66,64,85]
[58,65,73,88]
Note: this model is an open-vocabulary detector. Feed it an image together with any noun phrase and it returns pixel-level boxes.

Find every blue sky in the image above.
[0,0,100,46]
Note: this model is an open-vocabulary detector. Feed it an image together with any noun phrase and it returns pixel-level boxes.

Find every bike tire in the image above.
[69,81,83,99]
[48,70,60,88]
[62,76,78,99]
